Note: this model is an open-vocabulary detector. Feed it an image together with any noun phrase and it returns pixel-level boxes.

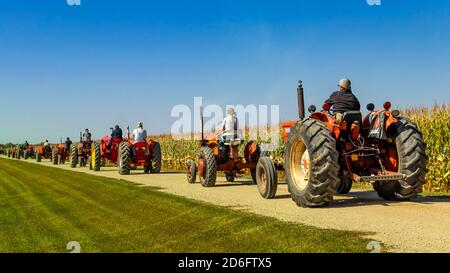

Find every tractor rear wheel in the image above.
[285,119,339,208]
[198,146,217,187]
[336,177,353,194]
[91,142,101,171]
[70,144,78,168]
[256,156,278,199]
[186,159,197,183]
[36,153,41,162]
[373,118,427,201]
[118,142,131,175]
[150,142,161,173]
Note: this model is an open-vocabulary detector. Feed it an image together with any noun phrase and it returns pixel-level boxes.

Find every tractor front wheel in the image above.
[198,146,217,187]
[186,159,197,183]
[336,177,353,194]
[256,156,278,199]
[52,150,59,165]
[91,142,101,171]
[118,142,131,175]
[225,173,235,182]
[285,119,339,208]
[373,118,427,201]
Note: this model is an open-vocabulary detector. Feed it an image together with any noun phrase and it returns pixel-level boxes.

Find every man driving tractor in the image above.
[132,122,147,143]
[43,140,51,153]
[324,78,361,122]
[108,125,123,149]
[83,129,92,142]
[218,107,239,161]
[64,137,72,151]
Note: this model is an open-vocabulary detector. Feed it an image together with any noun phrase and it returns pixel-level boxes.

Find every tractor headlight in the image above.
[391,110,400,117]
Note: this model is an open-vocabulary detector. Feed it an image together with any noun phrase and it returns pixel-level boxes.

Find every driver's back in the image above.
[325,89,361,113]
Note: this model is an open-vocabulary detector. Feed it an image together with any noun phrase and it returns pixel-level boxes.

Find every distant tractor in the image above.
[23,145,35,159]
[91,127,162,175]
[70,132,92,168]
[35,144,54,163]
[185,109,263,186]
[52,142,69,165]
[6,146,13,158]
[256,81,427,207]
[12,145,22,159]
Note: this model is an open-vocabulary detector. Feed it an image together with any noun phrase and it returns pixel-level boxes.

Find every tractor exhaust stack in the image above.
[200,106,204,142]
[297,80,305,119]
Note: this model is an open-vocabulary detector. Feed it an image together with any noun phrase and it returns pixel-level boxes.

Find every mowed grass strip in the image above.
[0,158,371,253]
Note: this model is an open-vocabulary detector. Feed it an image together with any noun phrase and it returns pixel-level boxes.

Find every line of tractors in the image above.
[2,81,428,208]
[4,127,162,176]
[184,81,427,208]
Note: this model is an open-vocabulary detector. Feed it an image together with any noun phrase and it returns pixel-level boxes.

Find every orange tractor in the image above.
[90,127,162,175]
[256,81,427,207]
[36,144,55,163]
[185,109,264,186]
[70,132,92,168]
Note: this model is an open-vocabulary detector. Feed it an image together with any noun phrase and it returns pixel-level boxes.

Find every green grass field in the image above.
[0,158,372,253]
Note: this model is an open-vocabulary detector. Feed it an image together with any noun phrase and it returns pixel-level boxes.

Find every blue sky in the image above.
[1,0,449,143]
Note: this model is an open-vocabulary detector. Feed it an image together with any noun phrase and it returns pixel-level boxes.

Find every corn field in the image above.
[404,104,450,192]
[151,104,450,193]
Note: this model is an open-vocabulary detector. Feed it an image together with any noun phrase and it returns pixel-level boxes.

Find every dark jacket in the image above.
[111,128,123,139]
[65,140,72,150]
[325,89,361,113]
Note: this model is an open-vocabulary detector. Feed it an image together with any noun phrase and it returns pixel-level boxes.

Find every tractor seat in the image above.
[221,132,244,146]
[343,111,363,133]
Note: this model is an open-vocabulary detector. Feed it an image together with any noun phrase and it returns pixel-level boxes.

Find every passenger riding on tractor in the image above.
[186,108,263,186]
[256,80,427,207]
[91,126,162,175]
[70,132,92,168]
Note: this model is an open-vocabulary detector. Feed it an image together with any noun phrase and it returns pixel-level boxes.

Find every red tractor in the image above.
[90,136,123,171]
[52,142,69,165]
[70,132,92,168]
[256,81,427,207]
[91,127,162,175]
[23,145,35,159]
[185,109,264,186]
